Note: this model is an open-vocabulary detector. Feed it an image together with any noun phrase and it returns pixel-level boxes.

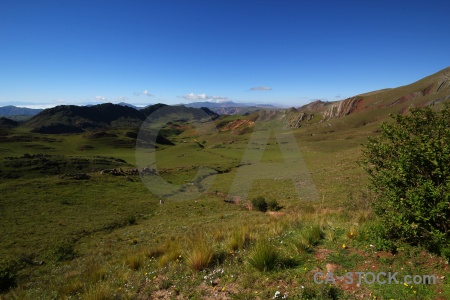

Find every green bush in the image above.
[361,104,450,252]
[440,247,450,261]
[251,196,268,212]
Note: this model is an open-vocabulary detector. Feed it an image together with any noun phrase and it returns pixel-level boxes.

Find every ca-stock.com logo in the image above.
[135,106,319,202]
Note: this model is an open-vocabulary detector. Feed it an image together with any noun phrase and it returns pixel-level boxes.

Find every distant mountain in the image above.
[0,105,43,116]
[140,104,219,120]
[26,103,219,134]
[185,101,248,108]
[185,101,277,115]
[27,103,146,133]
[117,102,142,110]
[287,66,450,128]
[212,106,277,115]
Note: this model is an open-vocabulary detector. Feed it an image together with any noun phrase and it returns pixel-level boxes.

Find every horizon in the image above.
[1,1,450,108]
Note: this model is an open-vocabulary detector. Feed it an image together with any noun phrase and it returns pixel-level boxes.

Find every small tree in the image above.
[361,104,450,252]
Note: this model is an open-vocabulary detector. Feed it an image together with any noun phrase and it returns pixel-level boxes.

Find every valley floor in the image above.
[1,121,449,299]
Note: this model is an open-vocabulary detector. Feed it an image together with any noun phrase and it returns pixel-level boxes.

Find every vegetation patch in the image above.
[46,240,76,262]
[1,153,129,178]
[361,104,450,253]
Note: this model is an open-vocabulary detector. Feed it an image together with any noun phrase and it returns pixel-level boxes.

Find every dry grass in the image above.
[227,226,251,252]
[156,237,184,267]
[124,252,144,270]
[185,233,215,271]
[81,282,114,300]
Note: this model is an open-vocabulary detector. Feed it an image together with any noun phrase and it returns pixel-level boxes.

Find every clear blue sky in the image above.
[1,0,449,108]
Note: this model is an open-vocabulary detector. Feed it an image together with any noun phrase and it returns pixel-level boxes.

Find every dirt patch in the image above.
[219,119,254,135]
[314,248,333,261]
[267,211,286,216]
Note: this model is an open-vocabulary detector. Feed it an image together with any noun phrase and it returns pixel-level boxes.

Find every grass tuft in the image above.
[125,252,144,270]
[81,282,114,300]
[248,238,279,272]
[293,225,324,254]
[228,227,251,252]
[158,239,182,267]
[185,234,215,271]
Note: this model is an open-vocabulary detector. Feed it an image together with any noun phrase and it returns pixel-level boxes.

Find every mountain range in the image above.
[184,101,276,115]
[0,101,276,117]
[25,103,219,134]
[1,66,449,133]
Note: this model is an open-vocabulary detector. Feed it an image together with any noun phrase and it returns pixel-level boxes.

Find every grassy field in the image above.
[1,114,449,299]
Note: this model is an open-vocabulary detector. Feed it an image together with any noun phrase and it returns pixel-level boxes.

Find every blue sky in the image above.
[1,0,449,108]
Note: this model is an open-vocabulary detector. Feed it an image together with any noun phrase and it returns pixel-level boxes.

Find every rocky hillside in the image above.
[288,66,450,128]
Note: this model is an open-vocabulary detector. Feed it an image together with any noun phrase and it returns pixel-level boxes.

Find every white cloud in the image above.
[95,96,108,101]
[249,86,272,91]
[134,90,154,97]
[182,93,208,100]
[181,93,230,103]
[16,104,56,109]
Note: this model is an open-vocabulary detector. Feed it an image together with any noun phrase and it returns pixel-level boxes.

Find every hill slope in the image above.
[288,66,450,128]
[27,103,146,133]
[0,105,43,116]
[0,117,19,128]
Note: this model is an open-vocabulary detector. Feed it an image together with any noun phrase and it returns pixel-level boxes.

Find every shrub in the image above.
[267,199,281,211]
[440,247,450,261]
[47,240,76,262]
[126,214,137,225]
[361,104,450,252]
[248,238,278,272]
[251,196,268,212]
[0,259,17,292]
